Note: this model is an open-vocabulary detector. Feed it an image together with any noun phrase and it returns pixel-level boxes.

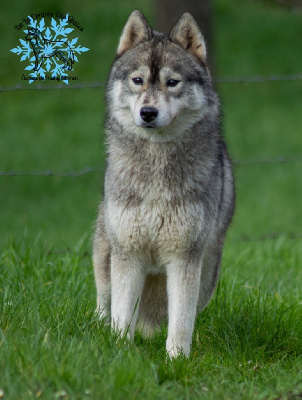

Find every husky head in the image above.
[107,10,218,142]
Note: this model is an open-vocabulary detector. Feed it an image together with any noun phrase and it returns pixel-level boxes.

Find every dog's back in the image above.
[93,10,235,358]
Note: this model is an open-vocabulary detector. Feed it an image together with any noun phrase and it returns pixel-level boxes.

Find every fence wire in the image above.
[1,72,301,245]
[0,73,302,93]
[0,167,104,177]
[1,155,301,177]
[46,231,301,256]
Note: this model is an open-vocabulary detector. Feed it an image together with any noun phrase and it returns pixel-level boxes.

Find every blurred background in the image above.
[0,0,301,249]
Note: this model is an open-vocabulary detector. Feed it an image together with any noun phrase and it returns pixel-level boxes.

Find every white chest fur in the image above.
[106,195,204,257]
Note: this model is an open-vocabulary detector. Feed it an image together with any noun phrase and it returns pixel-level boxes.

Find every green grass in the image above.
[0,238,301,399]
[1,0,302,398]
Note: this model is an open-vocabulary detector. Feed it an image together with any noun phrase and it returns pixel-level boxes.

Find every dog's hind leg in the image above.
[93,201,111,321]
[32,52,40,71]
[55,51,69,69]
[56,50,74,70]
[197,238,224,314]
[137,273,168,338]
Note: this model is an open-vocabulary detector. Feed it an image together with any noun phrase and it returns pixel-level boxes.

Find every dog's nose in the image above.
[140,107,158,123]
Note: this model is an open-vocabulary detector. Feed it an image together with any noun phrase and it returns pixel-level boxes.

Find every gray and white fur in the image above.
[93,10,235,358]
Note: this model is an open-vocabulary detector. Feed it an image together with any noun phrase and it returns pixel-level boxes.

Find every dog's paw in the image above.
[166,337,190,359]
[95,307,110,325]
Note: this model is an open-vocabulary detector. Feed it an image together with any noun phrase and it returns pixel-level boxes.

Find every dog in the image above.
[93,10,235,358]
[25,27,74,71]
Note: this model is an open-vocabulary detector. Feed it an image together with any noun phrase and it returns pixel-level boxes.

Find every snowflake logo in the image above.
[10,14,89,84]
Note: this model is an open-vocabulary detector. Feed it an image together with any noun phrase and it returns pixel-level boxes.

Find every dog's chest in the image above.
[106,171,204,254]
[105,140,208,253]
[107,198,203,253]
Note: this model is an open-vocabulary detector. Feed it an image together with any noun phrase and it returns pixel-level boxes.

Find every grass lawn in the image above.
[1,0,301,398]
[1,238,301,399]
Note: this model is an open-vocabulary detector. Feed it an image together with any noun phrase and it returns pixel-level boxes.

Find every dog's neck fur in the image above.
[105,112,222,208]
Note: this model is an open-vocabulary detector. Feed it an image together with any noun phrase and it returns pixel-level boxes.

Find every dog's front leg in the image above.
[166,255,202,358]
[111,253,146,339]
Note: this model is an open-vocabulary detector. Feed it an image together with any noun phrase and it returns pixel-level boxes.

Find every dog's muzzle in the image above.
[140,107,158,123]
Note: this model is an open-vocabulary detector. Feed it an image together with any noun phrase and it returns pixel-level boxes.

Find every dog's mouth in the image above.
[139,121,157,129]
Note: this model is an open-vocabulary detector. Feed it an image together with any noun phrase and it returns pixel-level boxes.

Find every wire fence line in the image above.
[1,75,300,246]
[1,72,301,177]
[232,155,302,165]
[0,167,104,177]
[0,73,302,93]
[46,231,301,256]
[1,155,301,177]
[0,82,105,92]
[214,73,302,84]
[231,232,302,243]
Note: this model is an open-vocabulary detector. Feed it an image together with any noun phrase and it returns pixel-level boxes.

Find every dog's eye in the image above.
[167,79,180,87]
[132,77,143,85]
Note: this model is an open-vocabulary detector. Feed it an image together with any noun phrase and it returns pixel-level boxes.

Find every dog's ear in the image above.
[117,10,152,56]
[169,13,206,64]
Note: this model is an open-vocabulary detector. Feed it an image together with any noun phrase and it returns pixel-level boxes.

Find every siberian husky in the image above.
[93,10,235,358]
